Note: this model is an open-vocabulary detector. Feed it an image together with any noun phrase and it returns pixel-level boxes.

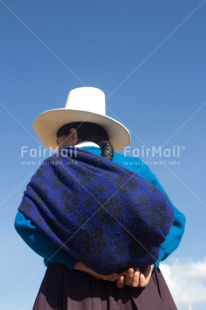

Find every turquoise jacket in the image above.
[15,147,186,269]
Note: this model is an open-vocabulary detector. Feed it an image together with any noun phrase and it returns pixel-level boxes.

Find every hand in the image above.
[74,262,119,281]
[117,265,154,288]
[74,262,154,288]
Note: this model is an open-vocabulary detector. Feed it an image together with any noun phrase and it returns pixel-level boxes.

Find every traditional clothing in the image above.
[18,146,174,274]
[15,147,185,309]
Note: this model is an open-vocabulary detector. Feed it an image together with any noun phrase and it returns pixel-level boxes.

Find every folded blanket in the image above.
[19,147,174,273]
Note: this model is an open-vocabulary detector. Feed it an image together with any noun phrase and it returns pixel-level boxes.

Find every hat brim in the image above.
[33,108,131,151]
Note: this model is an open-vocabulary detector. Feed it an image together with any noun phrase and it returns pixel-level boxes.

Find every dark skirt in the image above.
[32,263,177,310]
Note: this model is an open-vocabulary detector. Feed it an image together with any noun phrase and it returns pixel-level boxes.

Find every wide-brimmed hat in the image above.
[34,87,131,151]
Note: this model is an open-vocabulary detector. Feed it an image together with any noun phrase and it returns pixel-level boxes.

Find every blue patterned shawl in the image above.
[19,147,174,273]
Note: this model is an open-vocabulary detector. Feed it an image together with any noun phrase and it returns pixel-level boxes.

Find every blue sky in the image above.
[0,1,206,309]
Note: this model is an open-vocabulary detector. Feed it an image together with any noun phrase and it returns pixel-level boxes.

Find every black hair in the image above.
[57,122,114,160]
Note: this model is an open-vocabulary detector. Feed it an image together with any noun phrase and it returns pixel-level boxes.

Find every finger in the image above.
[139,272,147,287]
[125,268,134,286]
[131,268,140,287]
[117,276,125,288]
[139,265,154,287]
[141,265,154,280]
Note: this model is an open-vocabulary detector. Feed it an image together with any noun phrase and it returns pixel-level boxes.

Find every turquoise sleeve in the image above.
[14,211,76,269]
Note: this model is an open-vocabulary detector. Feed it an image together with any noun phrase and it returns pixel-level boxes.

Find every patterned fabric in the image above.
[19,147,174,274]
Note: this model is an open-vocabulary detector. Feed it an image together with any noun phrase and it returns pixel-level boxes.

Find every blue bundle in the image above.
[19,147,174,273]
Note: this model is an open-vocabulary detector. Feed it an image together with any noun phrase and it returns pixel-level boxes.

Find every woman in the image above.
[15,87,185,309]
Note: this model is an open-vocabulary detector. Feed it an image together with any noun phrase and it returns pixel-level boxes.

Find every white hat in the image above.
[34,87,131,151]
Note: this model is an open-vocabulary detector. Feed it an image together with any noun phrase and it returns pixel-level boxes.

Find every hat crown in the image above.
[65,87,106,116]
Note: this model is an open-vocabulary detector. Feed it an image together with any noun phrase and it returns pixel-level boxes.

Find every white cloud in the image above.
[160,258,206,309]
